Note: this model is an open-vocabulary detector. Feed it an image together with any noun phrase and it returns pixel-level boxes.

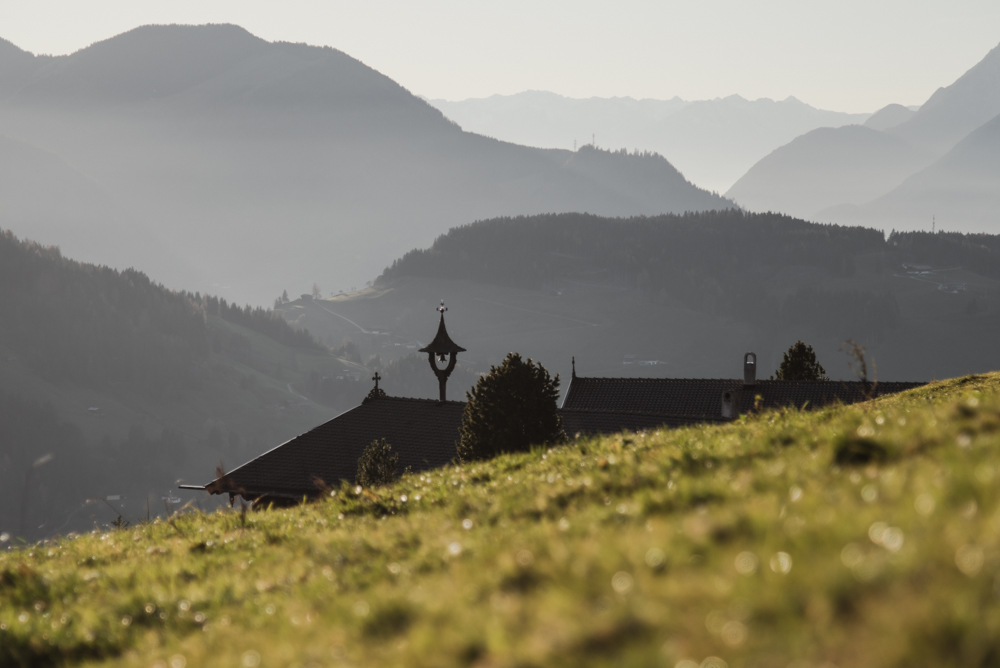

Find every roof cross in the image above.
[372,372,381,389]
[438,300,448,314]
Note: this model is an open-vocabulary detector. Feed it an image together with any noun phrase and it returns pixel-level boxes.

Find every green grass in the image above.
[4,374,1000,667]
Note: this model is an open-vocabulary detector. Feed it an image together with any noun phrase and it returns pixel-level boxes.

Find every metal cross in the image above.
[438,300,447,314]
[372,372,381,388]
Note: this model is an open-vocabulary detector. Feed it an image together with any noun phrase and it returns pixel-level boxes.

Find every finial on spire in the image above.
[438,300,448,315]
[363,370,387,404]
[572,356,576,379]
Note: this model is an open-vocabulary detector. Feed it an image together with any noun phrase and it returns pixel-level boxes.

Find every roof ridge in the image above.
[375,395,467,406]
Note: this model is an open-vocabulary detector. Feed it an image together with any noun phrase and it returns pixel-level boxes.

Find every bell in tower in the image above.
[418,300,467,402]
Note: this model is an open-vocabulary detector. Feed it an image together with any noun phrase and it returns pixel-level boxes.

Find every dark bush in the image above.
[457,353,564,461]
[356,438,398,487]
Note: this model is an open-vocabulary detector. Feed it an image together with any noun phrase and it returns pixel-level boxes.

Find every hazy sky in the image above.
[2,1,998,113]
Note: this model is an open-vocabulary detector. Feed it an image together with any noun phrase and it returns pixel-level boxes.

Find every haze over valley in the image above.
[2,18,1000,548]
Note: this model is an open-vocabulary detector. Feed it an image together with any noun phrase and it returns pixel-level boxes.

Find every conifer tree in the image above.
[457,353,564,461]
[772,341,828,381]
[356,438,398,487]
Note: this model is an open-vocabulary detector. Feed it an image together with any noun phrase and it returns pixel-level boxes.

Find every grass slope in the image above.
[3,375,1000,667]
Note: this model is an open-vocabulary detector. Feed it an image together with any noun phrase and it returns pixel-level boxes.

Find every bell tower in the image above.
[419,301,467,402]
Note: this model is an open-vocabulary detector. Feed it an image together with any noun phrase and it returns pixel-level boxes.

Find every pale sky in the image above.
[1,0,998,113]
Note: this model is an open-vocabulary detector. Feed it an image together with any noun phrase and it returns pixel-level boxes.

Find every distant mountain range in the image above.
[0,25,731,304]
[728,41,1000,232]
[429,92,871,193]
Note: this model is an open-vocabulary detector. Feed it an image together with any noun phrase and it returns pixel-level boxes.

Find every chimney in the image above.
[743,352,757,386]
[721,390,735,419]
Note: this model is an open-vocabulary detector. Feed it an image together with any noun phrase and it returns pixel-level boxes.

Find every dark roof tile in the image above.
[205,397,465,498]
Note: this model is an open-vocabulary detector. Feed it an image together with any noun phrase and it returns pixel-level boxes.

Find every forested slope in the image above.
[318,210,1000,384]
[0,229,360,541]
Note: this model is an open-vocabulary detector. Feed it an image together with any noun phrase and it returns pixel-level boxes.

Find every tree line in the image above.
[0,229,326,397]
[377,211,1000,339]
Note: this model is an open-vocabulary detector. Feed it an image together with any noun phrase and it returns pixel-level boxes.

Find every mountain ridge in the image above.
[429,91,869,192]
[725,125,931,219]
[821,110,1000,232]
[728,41,1000,227]
[0,24,731,304]
[889,40,1000,154]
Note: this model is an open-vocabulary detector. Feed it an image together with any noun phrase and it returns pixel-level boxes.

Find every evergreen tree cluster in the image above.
[376,213,1000,342]
[458,353,564,462]
[356,439,398,488]
[772,341,829,381]
[0,231,209,393]
[376,210,885,327]
[0,229,325,397]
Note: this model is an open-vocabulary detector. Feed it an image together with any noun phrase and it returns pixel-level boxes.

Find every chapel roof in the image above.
[562,376,926,419]
[203,396,465,499]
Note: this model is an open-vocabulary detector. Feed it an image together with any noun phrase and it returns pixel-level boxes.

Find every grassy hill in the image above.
[3,373,999,667]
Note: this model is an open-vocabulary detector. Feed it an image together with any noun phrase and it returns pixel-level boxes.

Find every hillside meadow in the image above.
[3,374,1000,667]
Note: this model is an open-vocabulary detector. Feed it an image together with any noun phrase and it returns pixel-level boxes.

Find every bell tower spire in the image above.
[418,300,467,402]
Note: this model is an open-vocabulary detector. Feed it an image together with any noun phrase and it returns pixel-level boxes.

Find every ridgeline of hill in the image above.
[3,373,1000,667]
[281,211,999,386]
[0,229,368,542]
[377,210,1000,307]
[0,24,731,304]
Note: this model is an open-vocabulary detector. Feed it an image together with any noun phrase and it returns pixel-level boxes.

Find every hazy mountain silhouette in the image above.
[889,42,1000,155]
[725,125,931,220]
[0,37,42,96]
[823,111,1000,232]
[430,92,869,193]
[427,90,688,147]
[0,24,731,304]
[864,103,915,131]
[729,41,1000,224]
